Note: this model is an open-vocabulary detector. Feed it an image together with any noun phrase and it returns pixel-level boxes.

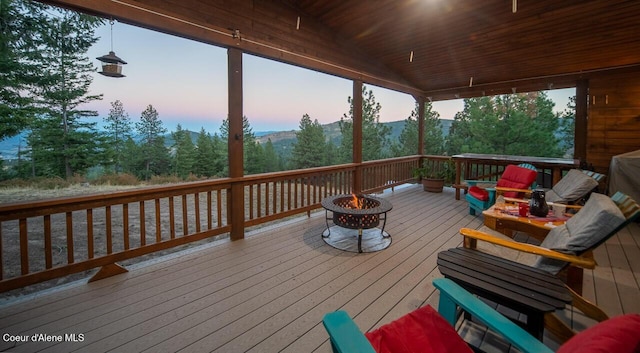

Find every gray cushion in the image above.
[533,193,626,274]
[547,169,599,203]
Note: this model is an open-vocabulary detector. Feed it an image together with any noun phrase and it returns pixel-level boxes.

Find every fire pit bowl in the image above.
[321,194,393,253]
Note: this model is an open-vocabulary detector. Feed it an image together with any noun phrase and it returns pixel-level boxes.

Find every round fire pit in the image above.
[321,194,393,253]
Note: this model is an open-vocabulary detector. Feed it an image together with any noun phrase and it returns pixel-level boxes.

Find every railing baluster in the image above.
[139,201,146,246]
[280,180,284,212]
[249,184,254,220]
[194,193,201,233]
[182,195,188,236]
[207,191,213,229]
[272,181,277,214]
[44,215,52,268]
[155,199,162,242]
[287,180,292,212]
[87,209,94,259]
[65,212,74,264]
[106,206,112,254]
[265,182,270,216]
[257,183,262,218]
[217,190,222,228]
[19,219,28,275]
[169,196,175,239]
[123,204,129,250]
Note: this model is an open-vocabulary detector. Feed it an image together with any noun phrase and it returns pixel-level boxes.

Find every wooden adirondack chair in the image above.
[323,278,640,353]
[459,191,640,342]
[465,163,538,216]
[496,169,605,204]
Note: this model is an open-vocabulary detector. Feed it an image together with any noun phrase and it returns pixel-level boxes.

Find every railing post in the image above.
[228,47,245,240]
[417,96,425,156]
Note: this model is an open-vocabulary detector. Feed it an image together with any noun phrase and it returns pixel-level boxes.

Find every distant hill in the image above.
[0,120,454,160]
[255,119,453,158]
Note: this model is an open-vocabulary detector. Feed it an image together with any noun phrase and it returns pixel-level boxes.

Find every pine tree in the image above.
[557,96,576,157]
[446,92,562,157]
[171,124,196,179]
[103,100,132,173]
[291,114,327,169]
[245,141,264,175]
[120,136,143,177]
[194,128,216,177]
[338,86,391,163]
[0,0,46,141]
[262,139,280,172]
[25,9,105,178]
[392,101,443,156]
[210,133,226,177]
[135,104,170,179]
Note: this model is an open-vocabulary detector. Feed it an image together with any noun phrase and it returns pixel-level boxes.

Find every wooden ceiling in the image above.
[43,0,640,100]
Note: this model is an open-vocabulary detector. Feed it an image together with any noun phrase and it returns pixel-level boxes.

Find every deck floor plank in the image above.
[0,186,638,353]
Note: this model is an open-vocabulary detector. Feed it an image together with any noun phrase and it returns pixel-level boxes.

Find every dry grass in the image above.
[0,184,142,204]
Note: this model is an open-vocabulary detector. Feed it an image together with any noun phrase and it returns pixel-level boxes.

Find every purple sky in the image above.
[86,21,573,134]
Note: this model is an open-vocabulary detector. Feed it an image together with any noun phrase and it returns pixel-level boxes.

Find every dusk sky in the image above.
[86,21,574,134]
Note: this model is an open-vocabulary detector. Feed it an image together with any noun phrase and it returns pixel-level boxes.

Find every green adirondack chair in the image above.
[323,278,640,353]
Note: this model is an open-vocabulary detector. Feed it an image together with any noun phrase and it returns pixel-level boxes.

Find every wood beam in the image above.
[228,47,244,240]
[575,79,588,164]
[352,80,363,193]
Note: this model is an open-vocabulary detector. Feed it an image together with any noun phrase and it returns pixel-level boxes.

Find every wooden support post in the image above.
[228,47,245,241]
[417,96,425,156]
[352,80,363,194]
[574,79,588,164]
[455,159,462,200]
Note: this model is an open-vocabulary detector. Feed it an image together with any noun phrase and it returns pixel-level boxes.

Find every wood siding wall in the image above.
[588,70,640,174]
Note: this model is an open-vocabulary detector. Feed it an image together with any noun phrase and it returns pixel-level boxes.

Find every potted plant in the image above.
[412,165,446,193]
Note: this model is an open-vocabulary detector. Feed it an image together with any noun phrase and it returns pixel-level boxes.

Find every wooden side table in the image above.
[437,247,571,340]
[482,204,567,242]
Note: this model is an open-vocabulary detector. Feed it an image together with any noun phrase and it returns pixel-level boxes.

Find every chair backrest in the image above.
[548,169,601,203]
[582,170,605,183]
[496,164,538,198]
[588,192,640,250]
[534,192,639,274]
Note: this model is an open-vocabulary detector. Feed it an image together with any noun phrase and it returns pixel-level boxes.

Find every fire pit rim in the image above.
[321,194,393,215]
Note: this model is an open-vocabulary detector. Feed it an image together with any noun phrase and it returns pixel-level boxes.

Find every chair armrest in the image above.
[322,311,376,353]
[495,186,532,195]
[460,228,597,269]
[434,278,553,353]
[547,201,583,210]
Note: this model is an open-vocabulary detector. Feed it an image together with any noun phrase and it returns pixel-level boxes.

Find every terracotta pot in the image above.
[422,178,445,193]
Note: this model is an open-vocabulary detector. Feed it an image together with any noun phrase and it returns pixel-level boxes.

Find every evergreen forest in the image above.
[0,0,575,184]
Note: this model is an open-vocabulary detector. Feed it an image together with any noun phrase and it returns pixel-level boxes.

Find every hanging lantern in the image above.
[97,19,127,78]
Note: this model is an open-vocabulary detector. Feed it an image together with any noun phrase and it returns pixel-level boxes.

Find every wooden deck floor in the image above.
[1,185,638,353]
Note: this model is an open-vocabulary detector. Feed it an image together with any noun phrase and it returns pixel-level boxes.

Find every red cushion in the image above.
[468,186,489,201]
[496,165,537,198]
[557,314,640,353]
[365,305,473,353]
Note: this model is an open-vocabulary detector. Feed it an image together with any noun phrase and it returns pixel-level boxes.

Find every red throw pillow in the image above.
[468,186,490,201]
[365,305,473,353]
[496,165,537,198]
[557,314,640,353]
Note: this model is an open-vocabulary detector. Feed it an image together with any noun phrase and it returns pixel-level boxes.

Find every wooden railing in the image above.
[0,156,422,293]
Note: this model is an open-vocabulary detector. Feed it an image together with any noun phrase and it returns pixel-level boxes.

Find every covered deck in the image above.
[1,185,638,353]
